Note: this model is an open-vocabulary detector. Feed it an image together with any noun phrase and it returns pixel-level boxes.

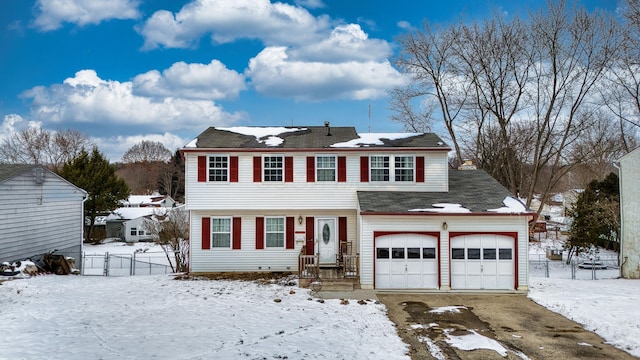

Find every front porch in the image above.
[298,243,359,291]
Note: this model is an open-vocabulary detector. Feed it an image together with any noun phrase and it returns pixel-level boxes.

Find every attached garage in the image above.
[450,234,516,290]
[375,233,439,289]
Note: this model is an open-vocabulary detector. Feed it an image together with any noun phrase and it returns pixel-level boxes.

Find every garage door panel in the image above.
[375,234,438,289]
[450,235,514,290]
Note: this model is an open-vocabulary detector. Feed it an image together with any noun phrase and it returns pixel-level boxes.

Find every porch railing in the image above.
[342,254,358,278]
[298,246,319,279]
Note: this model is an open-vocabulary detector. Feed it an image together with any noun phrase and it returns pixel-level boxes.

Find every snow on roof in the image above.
[124,194,166,205]
[218,126,307,146]
[487,197,528,214]
[330,133,419,148]
[106,207,169,221]
[184,138,198,148]
[408,203,472,213]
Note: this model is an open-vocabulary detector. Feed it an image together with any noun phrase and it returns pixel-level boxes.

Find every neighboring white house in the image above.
[619,147,640,279]
[0,164,87,267]
[105,207,169,243]
[120,192,175,208]
[181,125,535,292]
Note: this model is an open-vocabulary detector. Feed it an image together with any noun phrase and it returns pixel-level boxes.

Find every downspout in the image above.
[612,162,624,278]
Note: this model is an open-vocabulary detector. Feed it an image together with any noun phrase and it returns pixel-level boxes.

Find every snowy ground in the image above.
[1,238,638,359]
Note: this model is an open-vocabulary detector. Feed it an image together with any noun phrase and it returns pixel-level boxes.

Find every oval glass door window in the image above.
[322,223,330,244]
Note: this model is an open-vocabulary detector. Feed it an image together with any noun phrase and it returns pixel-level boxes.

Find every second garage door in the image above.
[375,234,438,289]
[450,234,515,290]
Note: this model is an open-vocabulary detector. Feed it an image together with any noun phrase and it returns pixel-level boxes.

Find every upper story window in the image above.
[208,156,228,182]
[395,156,414,181]
[265,217,285,247]
[370,155,414,182]
[263,156,283,182]
[316,155,336,181]
[211,217,231,248]
[370,155,390,181]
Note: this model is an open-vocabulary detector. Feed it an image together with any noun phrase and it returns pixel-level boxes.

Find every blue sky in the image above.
[0,0,620,161]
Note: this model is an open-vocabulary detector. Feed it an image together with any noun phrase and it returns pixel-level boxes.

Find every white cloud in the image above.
[132,60,246,100]
[93,132,189,162]
[247,47,406,101]
[21,69,245,131]
[137,0,331,50]
[397,21,412,30]
[289,24,391,63]
[294,0,325,9]
[32,0,140,31]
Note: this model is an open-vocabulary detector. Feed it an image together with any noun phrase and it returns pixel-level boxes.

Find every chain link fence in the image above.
[82,251,173,276]
[529,252,620,280]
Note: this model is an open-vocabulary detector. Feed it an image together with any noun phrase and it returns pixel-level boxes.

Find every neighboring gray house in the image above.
[105,206,169,243]
[0,164,87,268]
[619,147,640,279]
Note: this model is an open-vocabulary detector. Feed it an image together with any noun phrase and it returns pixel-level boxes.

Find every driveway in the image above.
[376,293,636,359]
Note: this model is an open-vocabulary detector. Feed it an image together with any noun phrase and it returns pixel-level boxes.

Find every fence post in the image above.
[545,259,549,278]
[104,252,109,276]
[571,259,576,280]
[132,252,136,276]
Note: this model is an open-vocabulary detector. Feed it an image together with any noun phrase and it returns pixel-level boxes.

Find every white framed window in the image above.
[316,155,336,181]
[265,217,285,248]
[263,156,283,182]
[370,155,415,182]
[130,227,137,236]
[394,155,414,182]
[211,217,231,248]
[209,156,229,182]
[138,230,145,236]
[370,155,390,181]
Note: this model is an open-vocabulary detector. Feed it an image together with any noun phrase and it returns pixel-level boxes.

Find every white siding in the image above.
[190,210,357,273]
[0,168,86,266]
[359,215,529,291]
[620,148,640,279]
[184,151,448,211]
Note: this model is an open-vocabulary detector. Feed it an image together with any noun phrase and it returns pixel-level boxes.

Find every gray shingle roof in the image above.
[191,126,449,149]
[358,169,530,214]
[0,164,36,183]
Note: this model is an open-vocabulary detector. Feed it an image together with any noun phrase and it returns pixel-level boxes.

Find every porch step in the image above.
[320,279,355,291]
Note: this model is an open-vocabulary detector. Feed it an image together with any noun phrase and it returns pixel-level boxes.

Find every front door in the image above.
[317,218,337,265]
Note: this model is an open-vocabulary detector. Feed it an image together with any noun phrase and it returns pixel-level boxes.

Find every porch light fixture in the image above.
[442,221,448,230]
[298,216,304,225]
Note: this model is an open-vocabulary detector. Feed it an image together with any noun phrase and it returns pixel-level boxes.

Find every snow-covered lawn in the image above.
[1,239,638,358]
[0,275,409,359]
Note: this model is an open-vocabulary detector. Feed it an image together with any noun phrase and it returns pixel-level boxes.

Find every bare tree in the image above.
[392,0,621,207]
[143,207,189,272]
[121,140,172,163]
[0,127,92,170]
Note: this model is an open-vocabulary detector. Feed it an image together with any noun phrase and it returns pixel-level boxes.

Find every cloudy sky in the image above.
[0,0,619,161]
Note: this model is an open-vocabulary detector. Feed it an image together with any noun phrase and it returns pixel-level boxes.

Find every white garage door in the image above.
[375,234,438,289]
[450,234,514,290]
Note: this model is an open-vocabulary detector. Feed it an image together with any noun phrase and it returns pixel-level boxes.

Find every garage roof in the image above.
[358,169,531,214]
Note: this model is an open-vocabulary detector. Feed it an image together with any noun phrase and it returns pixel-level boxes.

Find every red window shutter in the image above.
[232,217,241,250]
[255,217,264,249]
[338,217,347,242]
[230,156,239,182]
[305,217,314,255]
[285,156,294,182]
[253,157,262,182]
[306,156,315,182]
[416,156,425,183]
[286,217,295,249]
[338,156,346,182]
[360,156,369,182]
[197,156,207,182]
[201,217,210,250]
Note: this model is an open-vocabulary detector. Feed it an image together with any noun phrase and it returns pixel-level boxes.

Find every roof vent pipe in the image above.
[324,121,332,136]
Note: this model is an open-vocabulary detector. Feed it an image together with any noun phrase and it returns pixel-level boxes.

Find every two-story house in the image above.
[181,125,534,292]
